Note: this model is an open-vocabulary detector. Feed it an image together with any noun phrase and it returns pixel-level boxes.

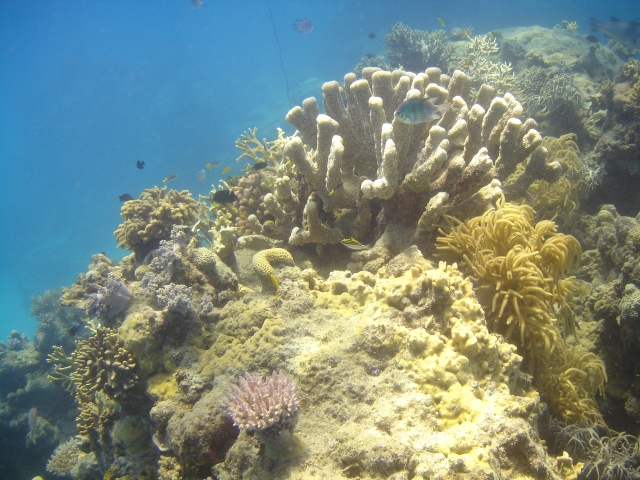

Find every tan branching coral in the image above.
[284,67,561,247]
[114,186,199,259]
[436,197,606,425]
[47,323,137,437]
[235,127,295,167]
[252,248,294,296]
[71,323,138,398]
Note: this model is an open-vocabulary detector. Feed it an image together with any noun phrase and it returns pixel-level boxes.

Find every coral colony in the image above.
[6,21,640,480]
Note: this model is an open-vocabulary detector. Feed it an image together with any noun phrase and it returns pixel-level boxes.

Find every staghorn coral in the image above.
[517,65,583,116]
[46,438,83,477]
[437,197,606,424]
[284,67,562,249]
[458,35,518,96]
[72,323,138,398]
[224,371,299,432]
[555,20,579,32]
[354,54,390,78]
[235,127,293,167]
[385,22,454,73]
[252,248,294,296]
[114,186,199,259]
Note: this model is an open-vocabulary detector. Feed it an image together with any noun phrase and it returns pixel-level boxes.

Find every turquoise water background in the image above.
[0,0,634,341]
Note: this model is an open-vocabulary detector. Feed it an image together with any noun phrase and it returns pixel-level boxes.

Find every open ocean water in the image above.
[0,0,637,350]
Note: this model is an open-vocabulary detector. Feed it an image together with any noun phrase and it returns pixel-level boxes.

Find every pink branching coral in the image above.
[224,371,299,432]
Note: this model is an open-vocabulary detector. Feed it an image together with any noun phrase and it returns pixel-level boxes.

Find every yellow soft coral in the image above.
[252,248,294,296]
[437,196,605,425]
[508,134,586,221]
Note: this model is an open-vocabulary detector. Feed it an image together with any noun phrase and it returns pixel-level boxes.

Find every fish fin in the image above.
[589,17,599,31]
[435,101,452,112]
[610,16,619,22]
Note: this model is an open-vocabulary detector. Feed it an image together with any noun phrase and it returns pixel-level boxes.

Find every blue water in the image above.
[0,0,636,342]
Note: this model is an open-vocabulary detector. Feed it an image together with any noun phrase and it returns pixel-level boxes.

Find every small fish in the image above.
[28,407,37,445]
[67,323,83,336]
[364,53,374,59]
[487,31,494,38]
[136,160,145,170]
[341,238,368,251]
[163,174,178,183]
[394,97,450,125]
[206,161,221,170]
[329,182,343,196]
[212,190,237,204]
[252,162,269,170]
[196,170,206,181]
[119,194,134,202]
[438,18,445,27]
[585,34,599,43]
[590,17,640,49]
[368,33,376,39]
[190,0,204,9]
[221,166,231,175]
[293,18,313,34]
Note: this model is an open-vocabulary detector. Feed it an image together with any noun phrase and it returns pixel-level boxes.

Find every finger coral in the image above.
[114,186,199,259]
[284,66,562,249]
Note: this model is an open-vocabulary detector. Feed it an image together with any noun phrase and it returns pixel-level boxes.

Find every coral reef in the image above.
[285,66,561,251]
[384,22,454,73]
[224,371,299,432]
[18,24,639,480]
[251,248,294,296]
[437,197,606,424]
[114,186,199,259]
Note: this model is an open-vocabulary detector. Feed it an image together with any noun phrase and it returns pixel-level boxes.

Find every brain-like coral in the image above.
[114,186,199,259]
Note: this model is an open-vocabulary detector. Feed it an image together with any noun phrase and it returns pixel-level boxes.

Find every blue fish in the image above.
[394,97,450,125]
[590,17,640,50]
[293,18,313,34]
[196,170,206,181]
